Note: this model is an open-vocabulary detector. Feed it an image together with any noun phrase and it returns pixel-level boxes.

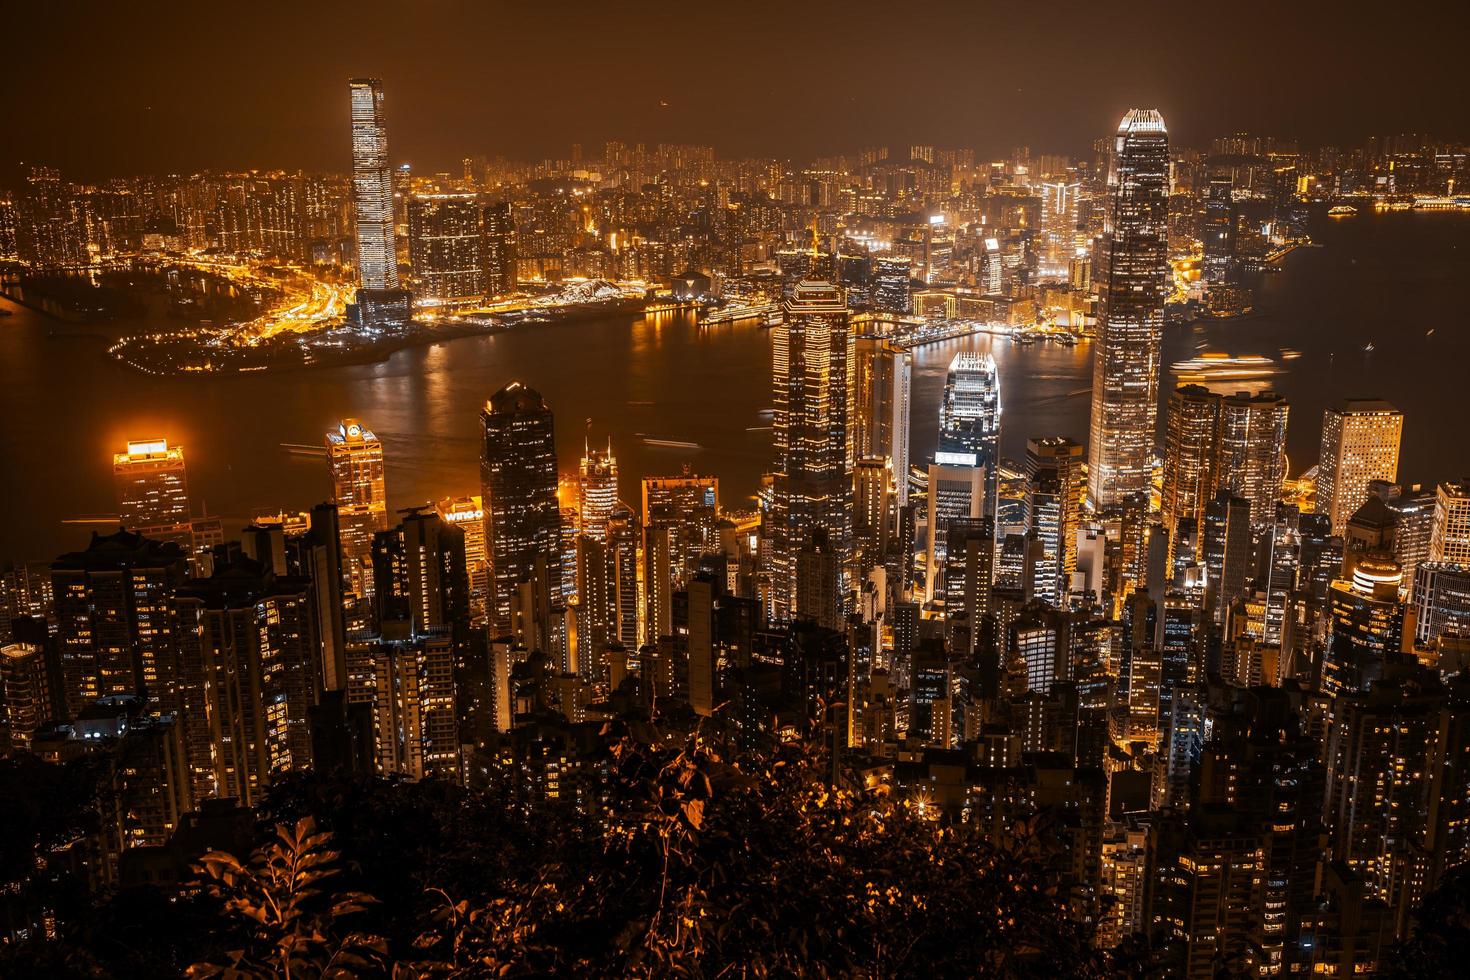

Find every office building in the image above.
[326,419,388,601]
[1218,390,1289,527]
[349,78,399,291]
[578,442,619,542]
[1161,385,1222,559]
[852,335,912,507]
[480,382,562,635]
[1429,479,1470,566]
[113,438,190,529]
[1317,400,1403,534]
[770,280,852,620]
[1087,109,1170,508]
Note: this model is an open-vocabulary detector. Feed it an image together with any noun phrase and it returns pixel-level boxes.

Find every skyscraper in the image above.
[936,351,1000,515]
[1218,390,1289,527]
[852,334,912,507]
[113,438,190,529]
[349,78,398,292]
[1026,437,1084,605]
[577,442,619,542]
[1161,385,1222,559]
[1087,109,1170,509]
[480,382,562,635]
[326,419,388,601]
[771,280,853,620]
[1429,479,1470,565]
[1317,400,1403,535]
[481,201,518,298]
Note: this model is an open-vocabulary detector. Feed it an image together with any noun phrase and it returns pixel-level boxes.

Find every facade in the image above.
[480,382,562,635]
[1317,400,1403,534]
[1087,109,1170,508]
[770,280,853,620]
[1026,437,1084,605]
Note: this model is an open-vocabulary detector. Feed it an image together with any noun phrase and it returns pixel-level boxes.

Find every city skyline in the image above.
[6,17,1470,975]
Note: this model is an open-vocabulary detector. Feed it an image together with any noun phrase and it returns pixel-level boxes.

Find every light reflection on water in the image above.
[1,210,1468,559]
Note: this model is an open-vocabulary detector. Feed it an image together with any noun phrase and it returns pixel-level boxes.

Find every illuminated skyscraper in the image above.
[1218,390,1289,527]
[113,438,190,529]
[1429,479,1470,566]
[1087,109,1170,509]
[771,280,853,620]
[408,193,484,301]
[1161,385,1222,560]
[1026,437,1084,604]
[481,201,518,298]
[936,351,1000,515]
[326,419,388,601]
[1039,180,1082,269]
[480,382,562,635]
[852,334,912,507]
[349,78,398,291]
[578,442,619,542]
[1317,400,1403,534]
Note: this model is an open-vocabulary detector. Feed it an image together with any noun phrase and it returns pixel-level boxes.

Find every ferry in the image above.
[1170,351,1283,381]
[1327,205,1358,217]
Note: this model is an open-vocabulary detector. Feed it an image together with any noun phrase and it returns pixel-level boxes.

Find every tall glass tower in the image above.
[349,78,399,291]
[936,351,1001,514]
[479,382,562,635]
[1087,109,1170,509]
[771,280,852,620]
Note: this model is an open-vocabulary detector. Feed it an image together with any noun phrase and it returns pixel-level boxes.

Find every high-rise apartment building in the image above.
[51,530,188,719]
[408,193,484,301]
[770,280,853,620]
[1317,400,1403,535]
[481,201,518,298]
[480,382,562,635]
[1087,109,1170,508]
[113,438,190,529]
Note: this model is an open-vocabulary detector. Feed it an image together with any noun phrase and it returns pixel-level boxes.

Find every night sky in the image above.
[5,0,1468,180]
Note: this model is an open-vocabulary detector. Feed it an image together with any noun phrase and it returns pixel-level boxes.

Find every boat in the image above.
[1328,205,1358,217]
[1170,351,1283,381]
[643,437,701,450]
